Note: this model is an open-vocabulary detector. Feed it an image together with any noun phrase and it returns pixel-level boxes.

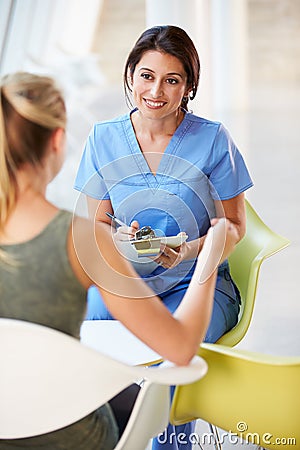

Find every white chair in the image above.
[0,318,207,450]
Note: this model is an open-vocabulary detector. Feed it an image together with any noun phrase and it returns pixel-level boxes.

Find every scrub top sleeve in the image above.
[209,124,253,201]
[74,125,111,200]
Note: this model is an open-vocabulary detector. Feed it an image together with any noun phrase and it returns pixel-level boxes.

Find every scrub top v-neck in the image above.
[74,109,253,294]
[123,108,193,185]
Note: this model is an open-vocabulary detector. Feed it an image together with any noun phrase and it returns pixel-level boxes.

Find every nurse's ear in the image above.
[184,88,193,99]
[182,89,192,108]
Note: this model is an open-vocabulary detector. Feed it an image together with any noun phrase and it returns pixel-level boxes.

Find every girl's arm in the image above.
[68,215,237,366]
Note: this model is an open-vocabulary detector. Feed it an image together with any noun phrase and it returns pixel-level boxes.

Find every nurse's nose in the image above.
[150,80,163,98]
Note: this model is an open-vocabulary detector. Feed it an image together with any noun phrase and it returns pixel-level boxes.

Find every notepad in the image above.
[131,233,188,257]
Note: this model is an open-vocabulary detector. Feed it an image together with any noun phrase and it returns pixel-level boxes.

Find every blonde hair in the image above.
[0,72,66,227]
[0,72,66,262]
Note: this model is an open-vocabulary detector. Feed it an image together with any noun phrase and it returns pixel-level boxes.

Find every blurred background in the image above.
[1,0,299,357]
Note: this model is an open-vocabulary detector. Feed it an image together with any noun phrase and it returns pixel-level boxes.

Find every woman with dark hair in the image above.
[75,25,253,449]
[123,25,200,111]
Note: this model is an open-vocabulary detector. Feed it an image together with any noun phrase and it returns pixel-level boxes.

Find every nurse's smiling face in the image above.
[131,50,189,121]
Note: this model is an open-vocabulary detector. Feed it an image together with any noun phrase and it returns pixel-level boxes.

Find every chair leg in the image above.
[208,422,222,450]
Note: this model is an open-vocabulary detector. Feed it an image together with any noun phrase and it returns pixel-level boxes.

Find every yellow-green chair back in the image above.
[170,344,300,449]
[217,200,290,346]
[170,202,293,448]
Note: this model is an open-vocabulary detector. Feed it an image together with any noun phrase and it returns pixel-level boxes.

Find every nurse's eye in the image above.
[166,78,179,85]
[141,73,153,80]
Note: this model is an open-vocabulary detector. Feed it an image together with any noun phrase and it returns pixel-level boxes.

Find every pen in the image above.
[105,212,128,228]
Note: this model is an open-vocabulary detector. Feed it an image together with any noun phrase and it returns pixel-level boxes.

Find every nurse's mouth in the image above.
[144,99,166,109]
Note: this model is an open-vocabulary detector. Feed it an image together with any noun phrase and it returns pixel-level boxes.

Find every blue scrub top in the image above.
[74,110,253,294]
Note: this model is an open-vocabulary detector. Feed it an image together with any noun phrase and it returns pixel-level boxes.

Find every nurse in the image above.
[74,25,253,449]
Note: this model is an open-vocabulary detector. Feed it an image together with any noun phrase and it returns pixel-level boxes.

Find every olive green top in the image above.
[0,210,86,337]
[0,210,119,449]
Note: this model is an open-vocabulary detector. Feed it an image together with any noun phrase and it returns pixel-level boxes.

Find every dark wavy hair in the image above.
[123,25,200,110]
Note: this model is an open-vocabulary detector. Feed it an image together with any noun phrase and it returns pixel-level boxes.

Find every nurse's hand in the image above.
[154,239,190,269]
[113,220,139,242]
[153,219,239,269]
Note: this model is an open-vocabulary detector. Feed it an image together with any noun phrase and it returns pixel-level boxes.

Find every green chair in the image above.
[171,200,291,448]
[217,199,290,346]
[170,343,300,449]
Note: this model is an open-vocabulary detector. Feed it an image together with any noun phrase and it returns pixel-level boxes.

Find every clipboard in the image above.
[131,233,188,257]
